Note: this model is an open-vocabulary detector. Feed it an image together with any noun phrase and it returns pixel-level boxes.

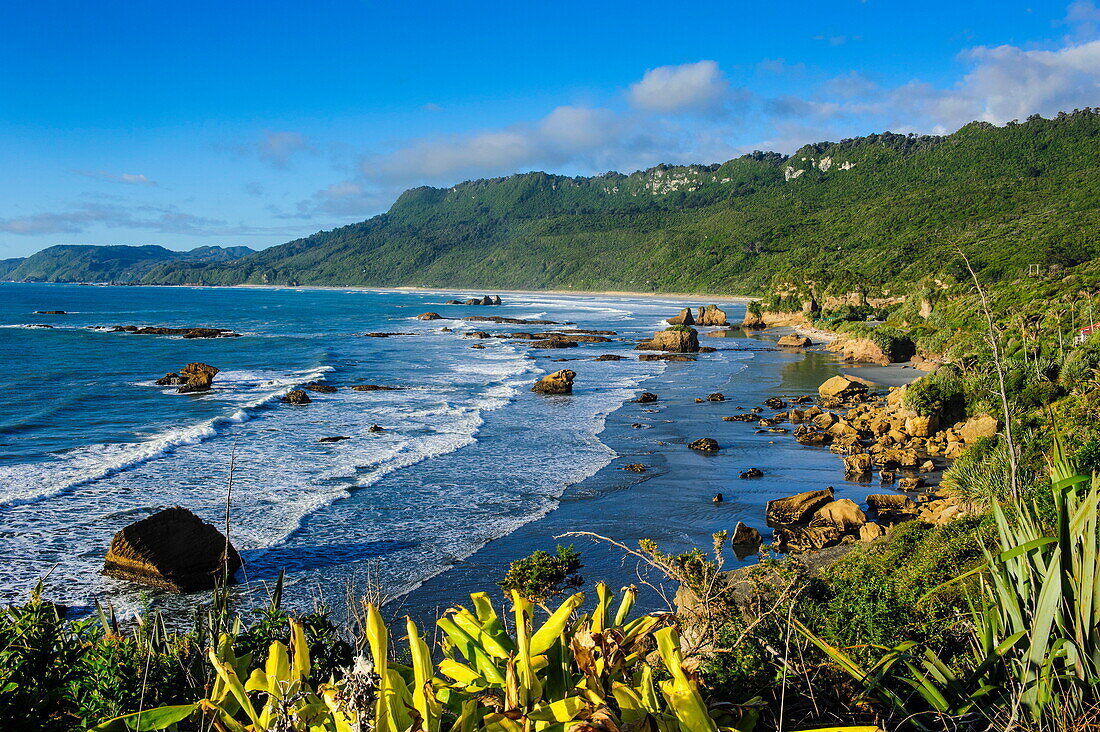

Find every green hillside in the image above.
[28,110,1100,294]
[2,244,254,283]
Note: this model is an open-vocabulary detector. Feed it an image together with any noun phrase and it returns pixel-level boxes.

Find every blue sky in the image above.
[1,0,1098,258]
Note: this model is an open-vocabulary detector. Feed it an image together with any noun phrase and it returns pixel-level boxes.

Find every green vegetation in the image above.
[497,544,584,603]
[1,245,254,283]
[131,110,1099,294]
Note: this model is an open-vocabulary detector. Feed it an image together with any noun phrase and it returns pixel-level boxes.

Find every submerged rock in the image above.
[351,384,401,391]
[623,463,647,473]
[739,468,764,479]
[320,436,350,443]
[707,393,725,402]
[595,354,624,361]
[103,507,242,592]
[306,383,337,393]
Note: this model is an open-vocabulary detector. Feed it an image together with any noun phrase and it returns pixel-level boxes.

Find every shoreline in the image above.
[6,279,757,304]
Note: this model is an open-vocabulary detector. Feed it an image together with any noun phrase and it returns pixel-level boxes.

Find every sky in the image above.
[1,0,1098,258]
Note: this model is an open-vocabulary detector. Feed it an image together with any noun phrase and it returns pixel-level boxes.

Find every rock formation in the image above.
[281,389,311,404]
[176,362,219,394]
[666,308,695,325]
[777,334,813,348]
[531,369,575,395]
[417,312,443,320]
[637,326,700,353]
[102,507,242,591]
[688,438,720,451]
[696,305,728,326]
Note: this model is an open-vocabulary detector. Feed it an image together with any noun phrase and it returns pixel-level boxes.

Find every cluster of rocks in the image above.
[765,488,885,552]
[447,295,503,306]
[666,305,729,327]
[97,325,241,338]
[156,362,219,393]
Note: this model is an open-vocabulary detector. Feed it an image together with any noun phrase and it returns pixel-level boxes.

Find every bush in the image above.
[904,366,967,420]
[868,326,916,362]
[498,544,584,603]
[665,324,698,334]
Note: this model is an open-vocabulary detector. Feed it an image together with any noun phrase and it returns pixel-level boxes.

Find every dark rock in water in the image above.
[631,423,643,429]
[417,312,443,320]
[532,369,575,395]
[694,398,704,403]
[491,295,502,305]
[106,325,241,339]
[697,346,717,353]
[176,363,219,394]
[595,354,624,361]
[441,327,453,332]
[707,393,725,402]
[281,389,311,404]
[639,354,695,362]
[530,339,577,349]
[102,507,242,592]
[470,343,486,349]
[623,463,647,472]
[740,468,764,479]
[464,298,482,305]
[791,395,812,404]
[156,372,185,386]
[35,310,67,314]
[712,493,724,503]
[351,384,401,391]
[764,397,788,409]
[26,323,54,328]
[636,327,699,353]
[465,331,491,339]
[305,383,337,393]
[634,392,658,403]
[364,332,415,338]
[689,438,720,452]
[731,522,763,556]
[320,436,350,443]
[368,424,385,432]
[446,300,463,305]
[563,328,617,335]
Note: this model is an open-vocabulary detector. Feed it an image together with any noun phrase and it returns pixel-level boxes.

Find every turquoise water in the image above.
[1,283,752,612]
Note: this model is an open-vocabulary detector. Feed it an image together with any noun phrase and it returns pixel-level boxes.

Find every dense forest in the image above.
[129,109,1100,294]
[0,244,254,283]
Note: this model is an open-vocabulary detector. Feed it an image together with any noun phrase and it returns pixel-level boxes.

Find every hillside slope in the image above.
[2,244,255,283]
[75,111,1100,292]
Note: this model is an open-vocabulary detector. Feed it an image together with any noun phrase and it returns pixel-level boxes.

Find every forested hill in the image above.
[100,111,1100,292]
[0,244,255,283]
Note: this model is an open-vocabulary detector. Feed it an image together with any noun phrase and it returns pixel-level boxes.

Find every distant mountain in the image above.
[0,244,255,283]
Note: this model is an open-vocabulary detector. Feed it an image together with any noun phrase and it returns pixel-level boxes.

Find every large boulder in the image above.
[818,375,867,401]
[905,414,940,438]
[666,308,695,325]
[766,488,834,528]
[842,452,873,477]
[809,499,867,533]
[417,312,443,320]
[103,507,242,591]
[778,334,813,348]
[688,438,720,452]
[638,327,699,353]
[696,305,729,326]
[281,389,311,404]
[176,362,219,394]
[960,414,999,443]
[532,370,575,395]
[827,337,892,366]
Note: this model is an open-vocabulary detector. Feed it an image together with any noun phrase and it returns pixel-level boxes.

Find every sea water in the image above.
[0,283,755,614]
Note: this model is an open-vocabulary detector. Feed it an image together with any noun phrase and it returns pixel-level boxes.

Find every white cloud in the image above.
[75,170,158,186]
[258,130,312,168]
[628,60,730,114]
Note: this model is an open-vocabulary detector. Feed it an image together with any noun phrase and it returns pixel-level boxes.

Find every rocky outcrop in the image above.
[530,339,578,349]
[688,438,720,451]
[707,393,725,402]
[417,312,443,320]
[35,310,67,314]
[666,308,695,325]
[959,414,999,443]
[634,392,658,403]
[595,354,624,361]
[623,463,647,473]
[639,354,696,361]
[827,337,891,365]
[532,369,575,395]
[176,363,219,394]
[103,507,242,591]
[461,295,503,306]
[103,325,241,339]
[351,384,401,391]
[281,389,311,404]
[818,375,867,402]
[320,436,350,442]
[739,468,764,479]
[766,488,835,527]
[777,334,813,348]
[637,327,700,353]
[696,305,728,326]
[306,383,337,393]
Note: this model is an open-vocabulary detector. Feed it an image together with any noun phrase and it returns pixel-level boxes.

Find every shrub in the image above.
[497,544,583,603]
[904,366,967,420]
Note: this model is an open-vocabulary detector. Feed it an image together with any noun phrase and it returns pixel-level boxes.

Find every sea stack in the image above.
[103,507,242,591]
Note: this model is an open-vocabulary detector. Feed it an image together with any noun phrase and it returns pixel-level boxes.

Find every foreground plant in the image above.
[797,435,1100,730]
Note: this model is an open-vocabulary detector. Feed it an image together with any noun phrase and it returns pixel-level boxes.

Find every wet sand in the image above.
[402,329,900,623]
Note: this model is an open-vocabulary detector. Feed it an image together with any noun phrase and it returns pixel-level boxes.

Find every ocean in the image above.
[0,283,867,619]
